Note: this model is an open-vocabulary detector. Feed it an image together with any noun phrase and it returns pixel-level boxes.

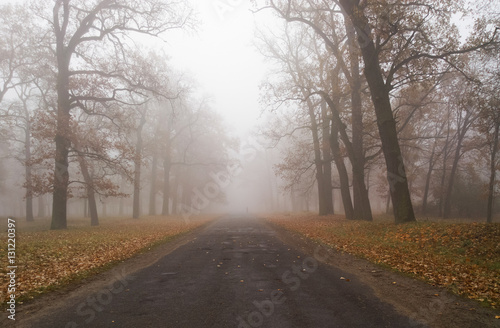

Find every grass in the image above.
[265,213,500,309]
[0,215,215,304]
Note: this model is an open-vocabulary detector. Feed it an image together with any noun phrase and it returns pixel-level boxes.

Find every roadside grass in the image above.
[265,213,500,309]
[0,215,214,304]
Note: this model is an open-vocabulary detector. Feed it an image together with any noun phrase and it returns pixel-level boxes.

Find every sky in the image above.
[5,0,491,149]
[4,0,271,137]
[5,0,485,138]
[165,0,271,136]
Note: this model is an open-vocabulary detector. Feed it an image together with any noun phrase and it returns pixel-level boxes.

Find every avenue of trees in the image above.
[0,0,236,229]
[256,0,499,222]
[1,0,499,227]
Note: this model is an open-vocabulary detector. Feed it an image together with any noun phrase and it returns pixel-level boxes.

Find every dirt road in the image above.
[13,215,500,327]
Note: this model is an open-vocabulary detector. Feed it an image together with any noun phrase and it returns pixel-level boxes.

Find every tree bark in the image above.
[443,112,471,218]
[148,116,163,215]
[421,141,437,215]
[487,120,499,223]
[51,1,72,230]
[161,141,171,216]
[438,114,452,217]
[345,17,372,222]
[133,112,146,219]
[321,91,370,221]
[270,1,370,219]
[77,154,98,226]
[305,97,328,215]
[148,149,158,215]
[161,159,171,215]
[24,109,34,222]
[161,115,173,216]
[51,80,70,229]
[320,101,334,214]
[338,0,415,223]
[330,117,354,220]
[171,167,179,215]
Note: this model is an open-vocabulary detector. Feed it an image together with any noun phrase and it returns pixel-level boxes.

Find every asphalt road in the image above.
[27,215,413,328]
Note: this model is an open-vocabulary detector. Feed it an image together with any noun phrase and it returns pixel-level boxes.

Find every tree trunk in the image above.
[118,176,125,216]
[265,150,276,212]
[171,167,180,215]
[322,92,370,221]
[320,101,334,214]
[162,153,171,216]
[330,118,354,220]
[487,120,499,223]
[438,159,447,218]
[148,151,158,215]
[345,16,373,222]
[148,116,162,215]
[443,113,471,219]
[306,98,327,215]
[161,119,172,216]
[77,154,99,226]
[443,144,461,219]
[339,0,415,223]
[51,102,70,229]
[133,113,146,219]
[51,21,72,230]
[322,77,372,220]
[438,116,452,217]
[421,141,437,215]
[24,116,34,222]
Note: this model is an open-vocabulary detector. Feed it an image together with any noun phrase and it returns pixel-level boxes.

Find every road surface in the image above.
[23,215,415,327]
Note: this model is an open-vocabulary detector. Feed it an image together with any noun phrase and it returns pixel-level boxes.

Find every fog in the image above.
[1,0,499,226]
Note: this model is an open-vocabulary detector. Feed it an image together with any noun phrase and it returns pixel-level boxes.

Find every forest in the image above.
[0,0,499,229]
[1,1,500,325]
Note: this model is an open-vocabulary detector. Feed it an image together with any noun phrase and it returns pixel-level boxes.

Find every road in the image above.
[24,215,413,328]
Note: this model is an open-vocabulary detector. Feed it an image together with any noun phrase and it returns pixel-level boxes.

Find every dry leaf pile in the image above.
[267,214,500,308]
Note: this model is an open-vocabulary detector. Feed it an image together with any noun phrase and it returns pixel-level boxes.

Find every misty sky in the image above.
[167,1,269,136]
[4,0,269,136]
[5,0,477,138]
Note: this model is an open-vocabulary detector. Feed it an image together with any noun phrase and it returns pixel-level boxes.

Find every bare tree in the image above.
[40,0,193,229]
[132,105,147,219]
[0,4,36,104]
[262,0,499,223]
[3,85,39,221]
[258,24,337,215]
[263,1,375,220]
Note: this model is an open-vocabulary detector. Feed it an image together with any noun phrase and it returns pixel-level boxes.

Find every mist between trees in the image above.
[0,0,499,228]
